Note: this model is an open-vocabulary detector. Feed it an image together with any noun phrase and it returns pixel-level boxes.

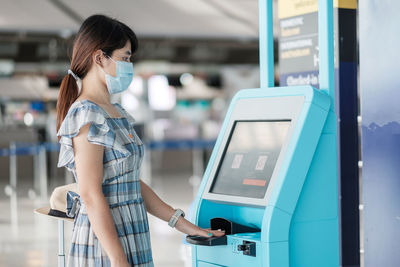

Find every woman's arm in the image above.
[73,123,129,266]
[140,180,224,237]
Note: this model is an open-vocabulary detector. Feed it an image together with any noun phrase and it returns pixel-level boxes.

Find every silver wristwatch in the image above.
[168,208,185,228]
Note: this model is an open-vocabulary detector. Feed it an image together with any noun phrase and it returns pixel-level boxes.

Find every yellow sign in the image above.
[335,0,357,10]
[278,0,357,19]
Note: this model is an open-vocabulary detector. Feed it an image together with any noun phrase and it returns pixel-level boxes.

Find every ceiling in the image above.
[0,0,267,39]
[0,1,283,65]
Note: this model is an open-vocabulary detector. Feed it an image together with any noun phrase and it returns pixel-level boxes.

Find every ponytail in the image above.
[56,73,80,141]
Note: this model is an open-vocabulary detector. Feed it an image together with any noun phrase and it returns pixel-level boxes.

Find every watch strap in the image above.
[168,208,185,228]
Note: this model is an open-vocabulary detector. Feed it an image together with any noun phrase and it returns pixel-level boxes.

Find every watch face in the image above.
[180,209,185,217]
[177,209,184,217]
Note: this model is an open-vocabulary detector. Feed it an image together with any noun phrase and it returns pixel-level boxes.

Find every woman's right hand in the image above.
[194,227,226,238]
[175,216,225,238]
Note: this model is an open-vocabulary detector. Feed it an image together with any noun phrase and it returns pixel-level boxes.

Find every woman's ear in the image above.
[92,50,104,67]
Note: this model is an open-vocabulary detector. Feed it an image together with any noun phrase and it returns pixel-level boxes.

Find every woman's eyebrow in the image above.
[124,50,132,56]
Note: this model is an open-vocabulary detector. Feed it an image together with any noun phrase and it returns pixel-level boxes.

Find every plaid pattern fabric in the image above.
[57,100,153,266]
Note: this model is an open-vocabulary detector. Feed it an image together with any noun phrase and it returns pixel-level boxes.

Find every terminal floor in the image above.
[0,171,198,267]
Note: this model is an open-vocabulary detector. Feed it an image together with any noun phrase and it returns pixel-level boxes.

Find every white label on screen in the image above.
[231,154,243,169]
[255,155,268,170]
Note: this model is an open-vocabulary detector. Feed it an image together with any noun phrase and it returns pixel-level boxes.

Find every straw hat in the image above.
[34,183,79,222]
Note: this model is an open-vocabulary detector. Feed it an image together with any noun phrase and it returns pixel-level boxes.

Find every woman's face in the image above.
[101,40,132,78]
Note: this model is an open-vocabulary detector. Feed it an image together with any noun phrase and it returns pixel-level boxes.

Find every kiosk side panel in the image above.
[289,111,340,267]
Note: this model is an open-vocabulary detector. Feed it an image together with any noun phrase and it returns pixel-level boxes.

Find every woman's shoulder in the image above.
[57,100,107,138]
[68,99,104,117]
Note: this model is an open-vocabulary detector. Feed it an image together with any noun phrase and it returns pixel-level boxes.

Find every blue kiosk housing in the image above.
[187,0,339,266]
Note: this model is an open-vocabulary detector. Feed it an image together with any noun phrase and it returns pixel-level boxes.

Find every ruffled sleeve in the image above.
[56,102,132,171]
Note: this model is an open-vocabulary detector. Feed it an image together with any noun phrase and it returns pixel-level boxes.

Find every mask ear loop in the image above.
[100,51,118,79]
[102,51,117,64]
[67,69,82,95]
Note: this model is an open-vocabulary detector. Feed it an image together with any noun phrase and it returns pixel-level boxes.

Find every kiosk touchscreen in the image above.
[187,86,339,267]
[210,120,291,199]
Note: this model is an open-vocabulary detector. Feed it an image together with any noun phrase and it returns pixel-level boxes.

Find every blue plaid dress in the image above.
[57,99,153,266]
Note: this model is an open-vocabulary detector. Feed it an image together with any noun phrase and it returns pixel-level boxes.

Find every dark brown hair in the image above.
[56,14,138,140]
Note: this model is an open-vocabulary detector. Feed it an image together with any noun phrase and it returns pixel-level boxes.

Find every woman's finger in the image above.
[199,228,225,237]
[210,229,225,236]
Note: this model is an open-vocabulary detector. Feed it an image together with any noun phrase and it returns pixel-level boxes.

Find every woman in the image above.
[56,14,224,267]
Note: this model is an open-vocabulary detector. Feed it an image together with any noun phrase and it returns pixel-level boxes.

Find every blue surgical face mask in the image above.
[101,52,134,94]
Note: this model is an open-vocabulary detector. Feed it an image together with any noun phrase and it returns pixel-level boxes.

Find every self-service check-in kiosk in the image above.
[187,1,339,266]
